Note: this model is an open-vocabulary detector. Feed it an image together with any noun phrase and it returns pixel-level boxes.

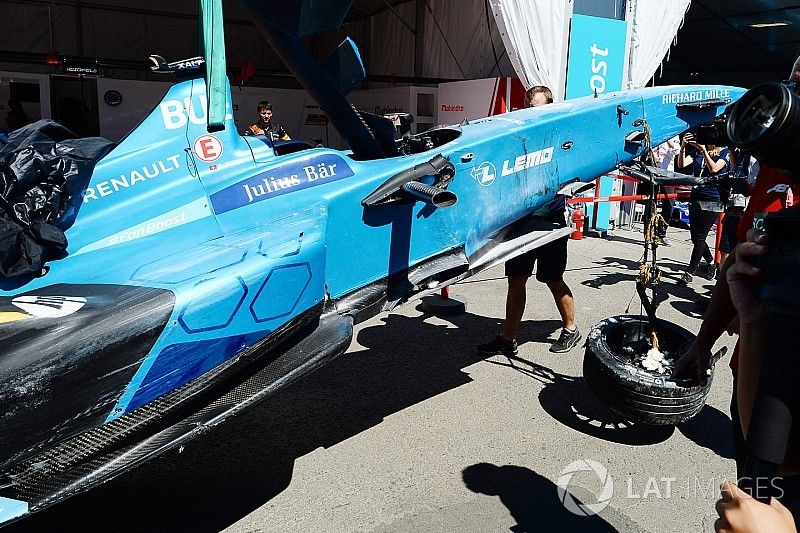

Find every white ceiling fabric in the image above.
[488,0,568,91]
[626,0,692,88]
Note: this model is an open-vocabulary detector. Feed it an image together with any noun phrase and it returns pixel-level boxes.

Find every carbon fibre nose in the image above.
[0,284,174,472]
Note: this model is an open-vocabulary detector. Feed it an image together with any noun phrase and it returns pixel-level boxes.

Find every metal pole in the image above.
[414,0,425,79]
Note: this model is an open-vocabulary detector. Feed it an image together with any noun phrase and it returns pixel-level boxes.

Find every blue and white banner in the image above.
[565,14,628,100]
[210,154,354,214]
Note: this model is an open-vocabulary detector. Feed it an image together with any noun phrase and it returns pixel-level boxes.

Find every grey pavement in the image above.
[12,225,737,533]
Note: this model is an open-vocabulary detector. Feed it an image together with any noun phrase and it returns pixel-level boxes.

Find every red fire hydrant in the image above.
[571,208,585,240]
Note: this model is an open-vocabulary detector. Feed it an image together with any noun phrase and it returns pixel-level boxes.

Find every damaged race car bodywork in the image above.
[0,0,745,524]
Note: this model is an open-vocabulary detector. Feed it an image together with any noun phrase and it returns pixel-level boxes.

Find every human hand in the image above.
[726,229,769,325]
[672,341,713,385]
[714,481,796,533]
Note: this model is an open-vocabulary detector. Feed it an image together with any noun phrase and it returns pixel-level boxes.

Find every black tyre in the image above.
[583,315,715,425]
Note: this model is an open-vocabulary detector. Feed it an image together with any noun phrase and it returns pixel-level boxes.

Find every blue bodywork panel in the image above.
[1,81,742,420]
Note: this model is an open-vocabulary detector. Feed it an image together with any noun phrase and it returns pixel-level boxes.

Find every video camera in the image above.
[726,80,800,502]
[691,115,730,147]
[728,81,800,179]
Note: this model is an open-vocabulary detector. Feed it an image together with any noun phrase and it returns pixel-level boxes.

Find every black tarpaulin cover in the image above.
[0,120,113,278]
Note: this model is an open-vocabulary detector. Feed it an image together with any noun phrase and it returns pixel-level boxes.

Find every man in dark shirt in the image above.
[248,101,290,141]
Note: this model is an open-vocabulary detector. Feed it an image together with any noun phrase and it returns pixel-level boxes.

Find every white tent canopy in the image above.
[626,0,692,89]
[488,0,568,93]
[488,0,692,93]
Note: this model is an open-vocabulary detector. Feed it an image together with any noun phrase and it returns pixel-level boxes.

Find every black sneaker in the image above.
[705,263,718,281]
[477,335,518,356]
[677,272,693,286]
[550,327,582,353]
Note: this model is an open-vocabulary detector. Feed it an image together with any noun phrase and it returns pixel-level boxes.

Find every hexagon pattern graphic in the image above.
[250,263,312,323]
[179,276,248,333]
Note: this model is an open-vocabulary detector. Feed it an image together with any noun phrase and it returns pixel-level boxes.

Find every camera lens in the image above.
[727,82,800,176]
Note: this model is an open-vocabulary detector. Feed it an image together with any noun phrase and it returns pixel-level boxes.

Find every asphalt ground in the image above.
[11,223,739,533]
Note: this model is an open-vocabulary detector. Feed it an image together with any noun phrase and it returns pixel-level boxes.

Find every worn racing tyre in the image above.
[583,315,720,425]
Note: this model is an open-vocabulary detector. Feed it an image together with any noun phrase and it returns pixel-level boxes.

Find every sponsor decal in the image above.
[375,105,403,115]
[305,113,329,126]
[565,15,626,99]
[193,134,223,162]
[500,147,555,177]
[753,212,767,231]
[12,295,87,318]
[441,104,465,112]
[0,311,30,324]
[470,162,497,186]
[767,183,792,194]
[174,58,203,70]
[64,66,99,75]
[160,94,234,130]
[589,44,610,94]
[83,154,181,204]
[661,88,731,105]
[0,495,29,523]
[74,197,212,254]
[210,154,354,214]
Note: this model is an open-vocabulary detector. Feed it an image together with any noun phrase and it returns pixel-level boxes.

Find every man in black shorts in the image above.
[477,86,581,356]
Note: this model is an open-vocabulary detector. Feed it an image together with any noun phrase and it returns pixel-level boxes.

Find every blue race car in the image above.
[0,0,744,524]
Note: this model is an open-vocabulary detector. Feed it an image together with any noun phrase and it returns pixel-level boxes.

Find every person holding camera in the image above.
[712,228,800,533]
[677,55,800,532]
[676,131,728,285]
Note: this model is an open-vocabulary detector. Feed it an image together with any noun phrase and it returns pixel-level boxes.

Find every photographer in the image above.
[676,55,800,530]
[713,229,799,533]
[676,131,728,285]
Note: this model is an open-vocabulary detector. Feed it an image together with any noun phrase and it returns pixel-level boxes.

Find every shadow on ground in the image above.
[488,350,734,459]
[8,305,733,532]
[462,462,648,532]
[8,310,567,532]
[486,353,675,446]
[580,255,718,319]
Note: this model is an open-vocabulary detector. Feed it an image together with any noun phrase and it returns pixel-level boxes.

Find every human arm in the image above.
[673,252,739,384]
[690,143,727,174]
[715,481,796,533]
[726,229,769,436]
[676,133,695,170]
